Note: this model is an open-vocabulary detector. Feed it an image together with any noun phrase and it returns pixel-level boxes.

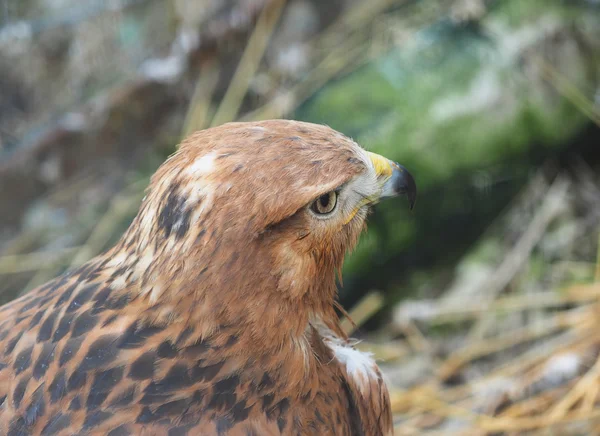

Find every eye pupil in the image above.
[320,195,329,208]
[311,191,338,215]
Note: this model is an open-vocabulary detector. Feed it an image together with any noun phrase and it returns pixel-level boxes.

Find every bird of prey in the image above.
[0,120,416,435]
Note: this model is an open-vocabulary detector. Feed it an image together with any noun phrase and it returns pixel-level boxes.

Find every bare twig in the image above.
[20,179,145,292]
[533,55,600,128]
[398,285,600,327]
[469,177,570,340]
[67,181,146,268]
[210,0,287,127]
[241,0,410,122]
[182,61,220,137]
[341,290,384,335]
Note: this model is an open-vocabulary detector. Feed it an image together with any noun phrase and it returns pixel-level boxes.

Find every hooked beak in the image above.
[367,152,417,210]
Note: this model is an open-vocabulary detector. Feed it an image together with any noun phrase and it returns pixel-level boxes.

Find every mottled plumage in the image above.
[0,120,415,435]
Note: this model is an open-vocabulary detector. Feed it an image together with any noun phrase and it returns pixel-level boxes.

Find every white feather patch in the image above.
[327,341,379,392]
[110,275,128,291]
[106,251,128,268]
[132,251,154,281]
[186,152,216,176]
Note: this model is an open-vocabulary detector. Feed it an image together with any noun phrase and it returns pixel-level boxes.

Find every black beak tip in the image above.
[395,164,417,210]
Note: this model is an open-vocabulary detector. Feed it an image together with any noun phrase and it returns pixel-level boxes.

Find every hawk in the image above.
[0,120,416,435]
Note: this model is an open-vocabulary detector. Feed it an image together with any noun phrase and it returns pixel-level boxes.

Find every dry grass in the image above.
[351,170,600,435]
[386,283,600,434]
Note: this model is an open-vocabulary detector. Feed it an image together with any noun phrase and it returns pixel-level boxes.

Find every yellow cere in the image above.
[367,152,393,178]
[342,152,393,225]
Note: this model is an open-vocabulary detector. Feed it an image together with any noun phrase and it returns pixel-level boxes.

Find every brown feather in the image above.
[0,120,392,435]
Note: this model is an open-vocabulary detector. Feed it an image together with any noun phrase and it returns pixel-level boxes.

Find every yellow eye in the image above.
[310,191,338,215]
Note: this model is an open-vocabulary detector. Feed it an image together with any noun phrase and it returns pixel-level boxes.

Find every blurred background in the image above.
[1,0,600,433]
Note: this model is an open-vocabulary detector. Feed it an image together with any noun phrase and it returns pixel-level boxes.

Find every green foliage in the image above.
[296,0,598,301]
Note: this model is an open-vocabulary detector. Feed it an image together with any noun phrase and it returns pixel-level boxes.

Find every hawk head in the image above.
[114,119,416,341]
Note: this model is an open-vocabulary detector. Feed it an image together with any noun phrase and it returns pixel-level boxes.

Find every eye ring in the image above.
[310,191,338,216]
